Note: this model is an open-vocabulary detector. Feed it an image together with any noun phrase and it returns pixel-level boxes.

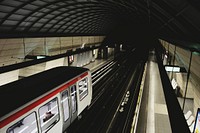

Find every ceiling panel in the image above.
[0,0,199,53]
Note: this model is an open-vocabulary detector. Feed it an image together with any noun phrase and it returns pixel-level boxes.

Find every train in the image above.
[0,66,92,133]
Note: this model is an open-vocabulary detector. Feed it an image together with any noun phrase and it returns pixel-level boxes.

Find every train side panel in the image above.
[0,67,92,133]
[1,94,63,133]
[77,72,92,115]
[37,94,63,133]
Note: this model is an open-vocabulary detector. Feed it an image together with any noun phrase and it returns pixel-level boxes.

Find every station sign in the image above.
[164,65,187,73]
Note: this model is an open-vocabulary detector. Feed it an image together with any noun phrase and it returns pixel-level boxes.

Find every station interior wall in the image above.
[160,39,200,114]
[0,36,116,86]
[0,36,104,66]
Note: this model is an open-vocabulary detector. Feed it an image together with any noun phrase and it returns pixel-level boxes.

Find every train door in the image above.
[70,84,78,122]
[61,84,78,131]
[61,90,71,131]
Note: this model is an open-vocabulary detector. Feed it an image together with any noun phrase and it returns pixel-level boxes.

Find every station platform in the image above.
[136,50,172,133]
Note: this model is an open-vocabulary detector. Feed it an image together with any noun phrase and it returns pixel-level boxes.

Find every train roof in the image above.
[0,66,89,119]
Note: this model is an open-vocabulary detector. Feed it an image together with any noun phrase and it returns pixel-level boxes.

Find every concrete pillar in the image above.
[108,48,114,57]
[97,48,102,59]
[114,44,120,59]
[103,47,108,59]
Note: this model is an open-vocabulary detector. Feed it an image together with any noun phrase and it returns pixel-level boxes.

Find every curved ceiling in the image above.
[0,0,200,53]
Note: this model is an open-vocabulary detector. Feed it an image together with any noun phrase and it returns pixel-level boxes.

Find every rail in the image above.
[130,63,147,133]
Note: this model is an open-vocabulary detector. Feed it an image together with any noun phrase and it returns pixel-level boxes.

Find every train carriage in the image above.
[0,66,92,133]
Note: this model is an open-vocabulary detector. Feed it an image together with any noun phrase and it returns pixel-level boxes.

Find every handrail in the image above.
[155,41,190,133]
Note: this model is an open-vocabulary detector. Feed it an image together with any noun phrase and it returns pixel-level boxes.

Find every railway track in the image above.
[67,48,147,133]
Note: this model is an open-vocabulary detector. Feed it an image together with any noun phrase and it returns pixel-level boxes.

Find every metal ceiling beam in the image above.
[46,8,117,33]
[60,13,109,33]
[39,7,115,32]
[146,0,151,24]
[71,17,112,34]
[73,19,104,33]
[11,0,75,31]
[41,10,109,32]
[77,18,113,34]
[20,2,93,31]
[149,5,188,37]
[146,1,191,38]
[57,11,113,33]
[0,0,35,25]
[158,4,189,31]
[0,0,138,32]
[15,1,128,33]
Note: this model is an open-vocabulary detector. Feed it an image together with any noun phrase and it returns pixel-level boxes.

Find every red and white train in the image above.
[0,66,92,133]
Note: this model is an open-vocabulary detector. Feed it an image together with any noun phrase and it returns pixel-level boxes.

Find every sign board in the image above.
[193,108,200,133]
[164,65,187,73]
[165,66,180,72]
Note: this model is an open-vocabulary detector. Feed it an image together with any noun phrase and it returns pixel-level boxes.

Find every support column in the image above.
[103,47,108,59]
[171,45,176,80]
[182,51,193,111]
[23,38,26,59]
[167,44,170,65]
[44,37,47,55]
[97,48,102,59]
[114,44,120,59]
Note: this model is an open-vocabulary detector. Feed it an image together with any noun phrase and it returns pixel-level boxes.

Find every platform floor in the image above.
[136,51,172,133]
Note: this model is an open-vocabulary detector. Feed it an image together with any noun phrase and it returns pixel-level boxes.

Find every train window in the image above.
[70,85,77,114]
[78,78,88,101]
[7,112,38,133]
[39,98,59,133]
[61,90,70,121]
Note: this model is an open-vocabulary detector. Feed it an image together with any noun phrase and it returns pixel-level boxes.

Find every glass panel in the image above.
[78,78,88,101]
[39,98,59,133]
[61,90,70,121]
[71,85,77,114]
[7,112,38,133]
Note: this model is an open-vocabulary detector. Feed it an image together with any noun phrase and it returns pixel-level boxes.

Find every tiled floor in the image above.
[154,104,168,115]
[155,114,172,133]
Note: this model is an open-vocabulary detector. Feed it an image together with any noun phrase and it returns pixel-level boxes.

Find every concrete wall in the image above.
[0,36,105,67]
[160,39,200,114]
[0,39,24,66]
[19,63,46,78]
[0,36,104,85]
[3,47,98,86]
